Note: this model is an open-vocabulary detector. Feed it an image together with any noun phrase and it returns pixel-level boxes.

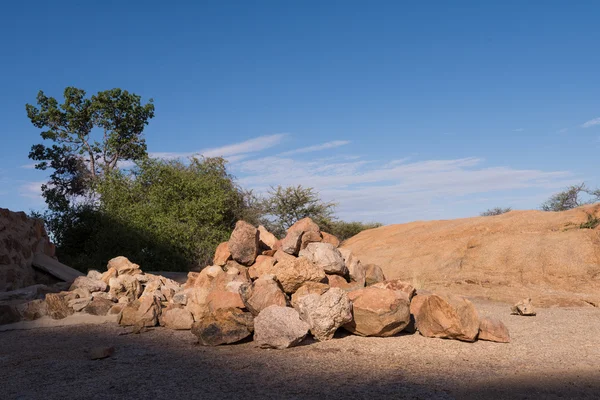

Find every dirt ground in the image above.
[1,298,599,400]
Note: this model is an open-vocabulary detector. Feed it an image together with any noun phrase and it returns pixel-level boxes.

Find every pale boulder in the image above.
[160,307,194,330]
[372,279,416,300]
[294,287,352,341]
[107,256,141,276]
[338,248,366,287]
[109,275,143,303]
[45,292,75,320]
[291,282,330,308]
[479,317,510,343]
[511,298,537,316]
[299,242,347,276]
[254,305,309,349]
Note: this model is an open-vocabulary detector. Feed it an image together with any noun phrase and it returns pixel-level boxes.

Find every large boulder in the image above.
[300,231,323,250]
[273,257,326,294]
[413,294,480,342]
[299,243,347,276]
[479,317,510,343]
[15,299,47,321]
[192,308,254,346]
[372,279,416,300]
[228,221,259,266]
[291,282,330,307]
[239,275,288,316]
[321,232,340,248]
[294,287,352,341]
[160,307,194,330]
[213,242,232,266]
[0,264,35,292]
[344,287,410,337]
[254,306,310,349]
[118,296,161,327]
[258,226,278,250]
[83,297,114,316]
[338,248,366,287]
[107,256,141,276]
[206,290,245,311]
[364,264,386,286]
[326,274,363,292]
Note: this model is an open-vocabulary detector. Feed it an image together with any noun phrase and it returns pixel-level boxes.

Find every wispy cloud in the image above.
[18,181,46,202]
[20,163,37,169]
[513,128,525,132]
[278,140,350,156]
[581,117,600,128]
[232,155,576,223]
[150,133,288,161]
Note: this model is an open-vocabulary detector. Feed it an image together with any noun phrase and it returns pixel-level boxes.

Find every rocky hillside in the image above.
[342,204,600,307]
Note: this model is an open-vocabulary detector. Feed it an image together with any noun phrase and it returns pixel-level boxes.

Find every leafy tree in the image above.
[480,207,512,217]
[540,183,600,212]
[261,185,336,237]
[317,219,383,241]
[26,87,155,211]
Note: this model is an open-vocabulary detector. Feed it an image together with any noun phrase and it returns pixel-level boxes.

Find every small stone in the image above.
[479,317,510,343]
[511,298,537,316]
[89,346,115,360]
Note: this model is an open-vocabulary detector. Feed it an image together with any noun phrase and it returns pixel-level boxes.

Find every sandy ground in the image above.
[1,299,599,400]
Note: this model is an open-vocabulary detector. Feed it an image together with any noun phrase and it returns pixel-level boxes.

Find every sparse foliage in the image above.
[480,207,512,217]
[580,213,600,229]
[540,183,600,212]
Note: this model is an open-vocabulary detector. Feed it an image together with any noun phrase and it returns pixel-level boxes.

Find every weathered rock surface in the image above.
[239,275,288,315]
[228,221,259,266]
[248,255,277,280]
[254,305,309,349]
[109,275,143,303]
[299,242,347,276]
[413,294,480,342]
[479,317,510,343]
[83,297,115,316]
[273,257,327,294]
[258,225,278,250]
[326,274,363,292]
[372,279,416,300]
[213,242,232,266]
[300,231,323,250]
[344,287,410,337]
[0,264,35,292]
[160,307,194,330]
[291,282,330,308]
[280,217,321,256]
[192,308,254,346]
[118,295,161,327]
[321,232,340,248]
[206,290,245,311]
[107,256,141,276]
[15,299,47,321]
[338,248,366,287]
[364,264,386,286]
[45,292,75,319]
[295,287,352,341]
[511,298,537,316]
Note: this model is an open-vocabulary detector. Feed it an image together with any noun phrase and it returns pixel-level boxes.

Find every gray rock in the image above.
[70,276,108,293]
[299,243,347,276]
[294,287,353,341]
[254,305,309,349]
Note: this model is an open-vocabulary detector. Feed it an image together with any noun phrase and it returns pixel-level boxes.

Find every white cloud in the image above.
[19,163,37,169]
[150,133,288,161]
[231,155,577,223]
[278,140,350,156]
[18,181,46,202]
[581,118,600,128]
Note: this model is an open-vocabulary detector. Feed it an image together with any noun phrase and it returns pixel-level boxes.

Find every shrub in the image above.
[480,207,512,217]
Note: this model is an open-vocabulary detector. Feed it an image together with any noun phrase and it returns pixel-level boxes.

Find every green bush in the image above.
[318,219,383,242]
[480,207,512,217]
[580,213,600,229]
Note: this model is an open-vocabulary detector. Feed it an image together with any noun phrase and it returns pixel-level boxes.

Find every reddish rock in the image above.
[107,256,141,276]
[413,294,480,342]
[326,274,363,292]
[344,287,410,337]
[291,282,330,308]
[300,231,323,250]
[364,264,386,286]
[239,275,288,315]
[160,307,194,330]
[101,267,118,285]
[274,250,296,264]
[206,290,245,312]
[228,221,259,266]
[321,232,340,248]
[258,225,278,250]
[248,255,277,280]
[213,242,232,266]
[338,248,366,287]
[192,307,254,346]
[479,317,510,343]
[280,217,321,256]
[274,257,327,294]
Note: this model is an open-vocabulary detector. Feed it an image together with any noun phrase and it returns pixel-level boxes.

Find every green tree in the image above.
[26,87,155,211]
[480,207,512,217]
[540,183,600,212]
[261,185,336,237]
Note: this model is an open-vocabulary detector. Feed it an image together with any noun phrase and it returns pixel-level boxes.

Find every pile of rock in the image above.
[6,217,510,347]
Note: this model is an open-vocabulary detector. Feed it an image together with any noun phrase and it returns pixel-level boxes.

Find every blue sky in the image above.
[1,1,599,223]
